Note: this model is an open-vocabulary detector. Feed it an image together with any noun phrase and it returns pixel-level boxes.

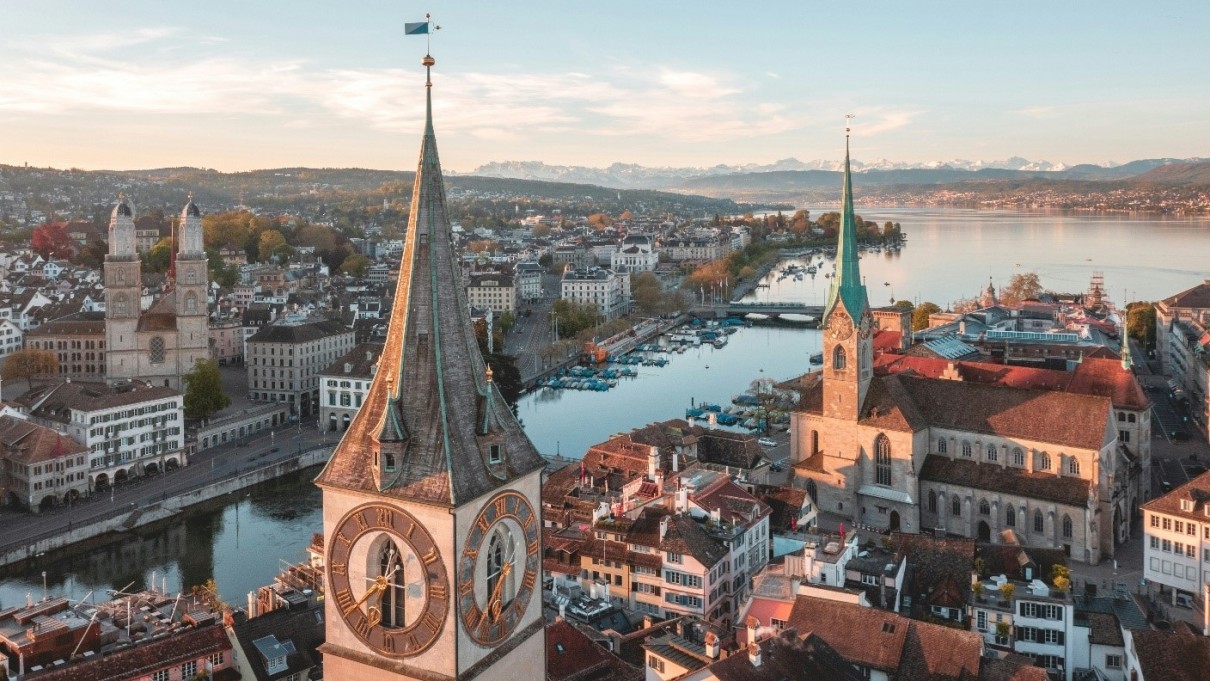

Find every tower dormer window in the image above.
[384,453,397,472]
[489,444,502,465]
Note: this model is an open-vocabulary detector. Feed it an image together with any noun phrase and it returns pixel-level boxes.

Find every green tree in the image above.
[183,359,231,420]
[1000,272,1044,305]
[1,348,58,391]
[339,253,370,277]
[143,237,173,273]
[1126,301,1157,350]
[537,253,553,268]
[552,299,601,339]
[498,310,516,335]
[912,302,941,331]
[893,300,914,312]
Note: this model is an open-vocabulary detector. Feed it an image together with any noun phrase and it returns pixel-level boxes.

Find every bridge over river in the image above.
[690,301,824,322]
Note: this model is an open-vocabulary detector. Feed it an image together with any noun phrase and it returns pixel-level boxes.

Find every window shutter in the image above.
[1057,631,1065,645]
[1016,627,1025,641]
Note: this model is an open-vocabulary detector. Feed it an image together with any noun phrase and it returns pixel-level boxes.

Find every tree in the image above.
[32,221,75,259]
[498,310,516,336]
[143,237,173,273]
[893,300,914,312]
[257,229,288,262]
[1,348,58,391]
[1000,272,1044,305]
[551,299,601,339]
[1050,564,1071,592]
[912,302,941,331]
[183,359,230,420]
[1126,301,1157,350]
[532,224,552,238]
[339,253,370,277]
[537,253,553,268]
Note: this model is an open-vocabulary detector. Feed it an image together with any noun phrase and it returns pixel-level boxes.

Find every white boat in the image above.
[780,313,816,324]
[745,313,770,321]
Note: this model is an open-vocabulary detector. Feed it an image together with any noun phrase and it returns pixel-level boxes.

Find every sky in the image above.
[2,1,1208,173]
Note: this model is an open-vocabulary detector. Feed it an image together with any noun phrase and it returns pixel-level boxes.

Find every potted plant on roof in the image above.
[973,581,985,601]
[998,582,1015,606]
[1051,564,1072,596]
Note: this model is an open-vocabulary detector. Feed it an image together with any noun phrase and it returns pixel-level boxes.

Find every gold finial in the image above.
[187,191,193,202]
[485,365,494,383]
[845,113,855,138]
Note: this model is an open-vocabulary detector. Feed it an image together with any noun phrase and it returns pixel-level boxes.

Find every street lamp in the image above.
[41,571,47,603]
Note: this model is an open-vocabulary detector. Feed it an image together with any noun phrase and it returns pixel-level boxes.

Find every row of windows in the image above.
[928,492,1075,538]
[938,438,1082,474]
[1150,515,1210,539]
[664,570,702,588]
[1018,602,1064,620]
[1149,536,1203,559]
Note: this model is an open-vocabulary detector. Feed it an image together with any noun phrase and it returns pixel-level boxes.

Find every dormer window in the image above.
[1182,499,1194,512]
[384,453,397,473]
[489,444,502,465]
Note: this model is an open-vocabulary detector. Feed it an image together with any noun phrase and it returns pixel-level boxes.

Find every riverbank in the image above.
[0,445,333,569]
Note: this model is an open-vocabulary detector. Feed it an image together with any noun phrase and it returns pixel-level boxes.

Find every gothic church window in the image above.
[979,499,990,516]
[952,497,962,517]
[1062,515,1073,539]
[832,346,846,370]
[185,292,198,314]
[928,491,937,513]
[149,336,165,364]
[986,443,997,462]
[485,526,516,611]
[1034,510,1044,533]
[1012,448,1024,466]
[937,438,947,454]
[1007,506,1016,527]
[874,435,891,486]
[1067,458,1079,476]
[961,441,972,458]
[1038,452,1051,471]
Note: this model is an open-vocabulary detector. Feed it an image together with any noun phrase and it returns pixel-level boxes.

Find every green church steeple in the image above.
[823,125,869,323]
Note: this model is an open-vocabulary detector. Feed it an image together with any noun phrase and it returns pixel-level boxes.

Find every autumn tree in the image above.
[32,222,75,260]
[912,302,942,331]
[143,237,173,273]
[339,254,370,278]
[551,299,601,339]
[1126,301,1157,350]
[893,300,914,312]
[2,348,58,391]
[257,229,289,262]
[586,213,612,230]
[183,359,230,420]
[1000,272,1044,305]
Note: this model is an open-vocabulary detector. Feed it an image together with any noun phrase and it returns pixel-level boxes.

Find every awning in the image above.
[858,485,913,505]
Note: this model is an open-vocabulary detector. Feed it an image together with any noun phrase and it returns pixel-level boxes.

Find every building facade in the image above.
[246,318,354,418]
[319,342,383,432]
[18,380,185,489]
[1140,471,1210,604]
[562,267,631,321]
[24,311,107,380]
[0,414,90,512]
[467,272,518,313]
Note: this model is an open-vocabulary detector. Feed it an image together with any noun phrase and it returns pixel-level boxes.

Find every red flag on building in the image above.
[839,522,846,541]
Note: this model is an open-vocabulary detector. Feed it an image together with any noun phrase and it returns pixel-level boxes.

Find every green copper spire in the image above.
[823,127,869,323]
[1121,322,1133,370]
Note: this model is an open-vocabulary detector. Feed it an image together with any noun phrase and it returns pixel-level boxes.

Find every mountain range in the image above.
[465,157,1208,192]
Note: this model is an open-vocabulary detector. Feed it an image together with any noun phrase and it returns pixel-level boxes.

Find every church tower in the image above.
[175,196,209,376]
[104,195,141,380]
[315,52,547,681]
[821,128,873,421]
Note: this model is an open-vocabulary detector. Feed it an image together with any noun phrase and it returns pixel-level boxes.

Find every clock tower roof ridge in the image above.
[316,55,545,507]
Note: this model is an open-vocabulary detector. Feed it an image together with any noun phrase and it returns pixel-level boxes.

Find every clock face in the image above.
[828,311,853,341]
[459,491,541,647]
[858,312,873,339]
[328,503,449,657]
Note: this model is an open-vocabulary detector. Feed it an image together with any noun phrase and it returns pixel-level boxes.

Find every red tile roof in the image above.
[546,619,642,681]
[25,623,230,681]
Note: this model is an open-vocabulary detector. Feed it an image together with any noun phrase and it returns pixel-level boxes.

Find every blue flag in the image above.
[405,21,429,35]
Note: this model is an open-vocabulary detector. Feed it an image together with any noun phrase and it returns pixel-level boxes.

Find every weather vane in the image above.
[405,13,441,53]
[845,113,855,137]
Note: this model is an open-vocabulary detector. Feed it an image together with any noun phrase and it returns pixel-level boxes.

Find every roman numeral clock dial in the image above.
[459,491,540,646]
[327,503,449,657]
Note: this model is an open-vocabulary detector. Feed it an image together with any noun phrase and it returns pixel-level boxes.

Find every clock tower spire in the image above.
[822,118,873,420]
[317,36,546,680]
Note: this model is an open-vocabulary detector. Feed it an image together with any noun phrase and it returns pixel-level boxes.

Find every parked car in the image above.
[1175,594,1194,609]
[758,438,777,447]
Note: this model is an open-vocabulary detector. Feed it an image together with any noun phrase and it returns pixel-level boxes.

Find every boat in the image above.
[809,352,823,365]
[780,313,816,324]
[712,337,728,348]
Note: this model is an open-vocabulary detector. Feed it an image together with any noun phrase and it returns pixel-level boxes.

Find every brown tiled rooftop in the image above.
[920,455,1091,507]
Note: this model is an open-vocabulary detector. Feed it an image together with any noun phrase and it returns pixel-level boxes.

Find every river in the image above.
[3,208,1210,606]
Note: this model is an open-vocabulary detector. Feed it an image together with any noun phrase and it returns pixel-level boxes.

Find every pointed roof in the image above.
[823,133,869,323]
[316,55,545,506]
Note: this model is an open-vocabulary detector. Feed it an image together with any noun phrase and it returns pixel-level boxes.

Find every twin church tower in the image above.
[104,194,210,389]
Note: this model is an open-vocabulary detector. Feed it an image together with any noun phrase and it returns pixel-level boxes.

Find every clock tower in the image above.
[315,51,547,681]
[821,128,873,422]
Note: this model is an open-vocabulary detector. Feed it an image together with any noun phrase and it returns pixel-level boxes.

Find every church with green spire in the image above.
[788,131,1133,565]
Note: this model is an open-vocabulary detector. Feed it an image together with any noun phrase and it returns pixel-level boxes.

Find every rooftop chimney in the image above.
[705,631,720,659]
[659,515,670,541]
[648,446,659,479]
[747,642,761,668]
[746,616,760,646]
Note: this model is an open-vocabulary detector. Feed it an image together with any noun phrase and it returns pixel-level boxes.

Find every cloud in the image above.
[0,27,811,156]
[1014,105,1059,119]
[849,107,926,136]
